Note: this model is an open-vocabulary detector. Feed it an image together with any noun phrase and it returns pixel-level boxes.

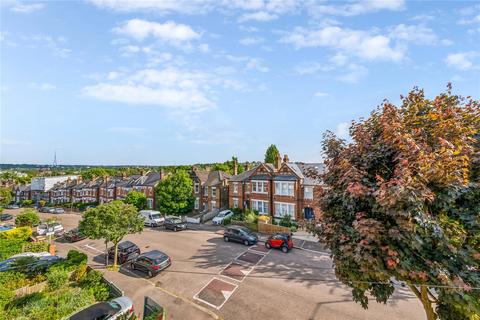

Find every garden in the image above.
[224,208,298,233]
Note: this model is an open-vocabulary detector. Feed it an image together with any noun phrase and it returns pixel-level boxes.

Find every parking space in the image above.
[194,278,238,310]
[235,251,266,265]
[248,243,270,254]
[220,262,253,282]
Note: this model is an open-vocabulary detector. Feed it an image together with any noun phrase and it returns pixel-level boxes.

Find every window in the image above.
[211,187,216,198]
[147,198,153,209]
[251,181,268,194]
[274,202,295,219]
[233,183,238,194]
[204,187,208,196]
[304,186,313,199]
[233,198,239,208]
[252,200,269,214]
[211,200,216,209]
[194,198,199,209]
[194,182,199,194]
[274,182,295,196]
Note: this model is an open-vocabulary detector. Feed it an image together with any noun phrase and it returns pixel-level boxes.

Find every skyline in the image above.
[1,0,479,165]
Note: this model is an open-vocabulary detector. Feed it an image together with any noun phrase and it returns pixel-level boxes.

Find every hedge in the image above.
[0,227,32,241]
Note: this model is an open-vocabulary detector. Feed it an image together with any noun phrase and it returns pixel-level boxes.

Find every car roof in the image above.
[140,250,167,259]
[118,240,136,249]
[228,225,250,232]
[69,301,120,320]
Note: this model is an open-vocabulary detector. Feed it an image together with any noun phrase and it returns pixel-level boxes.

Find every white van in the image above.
[139,210,165,227]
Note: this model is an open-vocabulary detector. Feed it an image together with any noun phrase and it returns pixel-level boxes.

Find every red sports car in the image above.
[265,233,294,253]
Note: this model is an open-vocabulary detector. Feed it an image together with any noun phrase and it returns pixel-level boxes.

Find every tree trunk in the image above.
[113,242,119,269]
[105,241,109,266]
[408,285,437,320]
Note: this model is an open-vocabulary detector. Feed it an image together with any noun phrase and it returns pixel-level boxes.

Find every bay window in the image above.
[274,202,295,219]
[252,200,269,214]
[251,181,268,194]
[274,181,295,196]
[304,186,313,199]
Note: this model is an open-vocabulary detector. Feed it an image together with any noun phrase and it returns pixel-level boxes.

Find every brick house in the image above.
[12,184,31,203]
[99,176,125,205]
[115,172,162,209]
[72,178,102,203]
[50,178,78,204]
[191,168,210,213]
[205,171,231,212]
[229,154,324,221]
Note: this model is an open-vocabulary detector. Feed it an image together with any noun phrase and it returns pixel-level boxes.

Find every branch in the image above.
[427,288,438,303]
[408,284,422,300]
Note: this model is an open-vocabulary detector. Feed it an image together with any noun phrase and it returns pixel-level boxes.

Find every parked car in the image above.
[130,250,171,278]
[212,210,234,225]
[54,207,65,214]
[139,210,165,227]
[85,205,96,210]
[0,213,13,221]
[36,222,64,236]
[108,240,140,264]
[164,217,187,232]
[265,233,294,253]
[10,252,51,259]
[69,296,134,320]
[5,204,20,209]
[64,228,86,242]
[0,255,63,273]
[223,226,258,246]
[39,207,55,213]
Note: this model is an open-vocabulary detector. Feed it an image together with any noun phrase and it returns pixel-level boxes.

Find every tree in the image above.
[78,201,144,269]
[0,188,12,211]
[264,144,280,164]
[155,171,194,215]
[15,209,40,227]
[124,191,147,211]
[316,86,480,320]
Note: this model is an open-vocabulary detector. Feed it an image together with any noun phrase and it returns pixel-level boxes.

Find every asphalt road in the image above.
[2,208,425,320]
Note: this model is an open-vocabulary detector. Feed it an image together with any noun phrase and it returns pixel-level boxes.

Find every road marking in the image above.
[84,244,104,254]
[193,277,238,310]
[218,262,253,283]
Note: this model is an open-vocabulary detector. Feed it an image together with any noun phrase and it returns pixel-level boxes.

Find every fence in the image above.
[257,222,291,234]
[200,209,219,223]
[14,281,47,298]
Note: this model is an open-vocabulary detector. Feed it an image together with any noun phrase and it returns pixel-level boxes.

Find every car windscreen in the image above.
[151,213,162,220]
[217,213,225,217]
[170,219,182,224]
[69,301,120,320]
[152,256,168,264]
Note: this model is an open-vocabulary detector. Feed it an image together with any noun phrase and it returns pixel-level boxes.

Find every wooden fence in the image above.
[257,222,291,234]
[14,281,47,298]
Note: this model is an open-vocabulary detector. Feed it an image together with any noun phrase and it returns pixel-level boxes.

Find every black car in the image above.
[130,250,171,278]
[64,228,86,242]
[223,226,258,246]
[0,255,64,273]
[0,213,13,221]
[108,241,140,264]
[164,217,187,232]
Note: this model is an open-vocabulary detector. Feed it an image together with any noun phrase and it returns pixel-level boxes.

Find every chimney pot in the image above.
[283,154,290,163]
[274,153,282,170]
[233,159,238,175]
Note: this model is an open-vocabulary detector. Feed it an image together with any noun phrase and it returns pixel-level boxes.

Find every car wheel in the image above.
[265,242,271,249]
[244,240,250,246]
[148,270,153,278]
[281,246,288,253]
[173,227,177,232]
[130,263,135,270]
[224,236,229,242]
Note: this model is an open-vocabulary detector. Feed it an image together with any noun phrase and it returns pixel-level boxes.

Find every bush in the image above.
[258,215,270,223]
[230,207,243,215]
[279,215,292,228]
[71,264,88,283]
[15,209,40,227]
[22,241,49,254]
[0,226,32,240]
[80,270,110,301]
[21,200,33,207]
[56,250,88,271]
[46,267,69,291]
[290,226,297,233]
[0,287,14,309]
[244,209,258,224]
[222,216,232,225]
[0,238,24,260]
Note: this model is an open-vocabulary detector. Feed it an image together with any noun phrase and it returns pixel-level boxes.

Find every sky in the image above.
[0,0,479,166]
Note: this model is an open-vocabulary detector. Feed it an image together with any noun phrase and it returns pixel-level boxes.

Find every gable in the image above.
[250,163,273,180]
[277,163,301,179]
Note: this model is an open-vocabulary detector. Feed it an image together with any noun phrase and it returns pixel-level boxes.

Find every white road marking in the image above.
[84,244,104,254]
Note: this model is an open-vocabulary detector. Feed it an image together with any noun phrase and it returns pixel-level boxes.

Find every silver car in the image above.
[69,296,134,320]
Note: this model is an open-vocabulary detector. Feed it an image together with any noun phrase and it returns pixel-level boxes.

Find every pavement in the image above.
[3,208,426,320]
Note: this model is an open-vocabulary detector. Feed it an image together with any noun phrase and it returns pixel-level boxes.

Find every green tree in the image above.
[80,167,109,180]
[124,191,147,211]
[78,201,143,269]
[15,209,40,227]
[0,187,13,211]
[316,86,480,320]
[264,144,280,164]
[155,171,194,215]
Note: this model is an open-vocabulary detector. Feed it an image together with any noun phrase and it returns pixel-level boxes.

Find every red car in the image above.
[265,233,294,253]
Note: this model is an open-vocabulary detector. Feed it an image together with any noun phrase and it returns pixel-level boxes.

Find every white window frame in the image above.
[233,198,239,208]
[194,197,199,209]
[233,183,238,194]
[274,181,295,196]
[252,200,269,214]
[211,187,216,198]
[274,202,295,219]
[211,200,216,209]
[251,181,268,194]
[194,182,199,194]
[304,186,313,200]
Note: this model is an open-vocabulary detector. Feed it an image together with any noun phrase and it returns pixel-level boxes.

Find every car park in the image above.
[212,210,234,225]
[223,225,258,246]
[69,296,134,320]
[130,250,171,278]
[0,213,13,221]
[164,217,187,232]
[108,241,140,264]
[265,233,294,253]
[54,207,65,214]
[36,222,64,236]
[64,228,86,242]
[139,210,165,227]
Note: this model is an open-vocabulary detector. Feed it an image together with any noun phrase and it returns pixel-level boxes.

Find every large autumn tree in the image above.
[317,86,479,320]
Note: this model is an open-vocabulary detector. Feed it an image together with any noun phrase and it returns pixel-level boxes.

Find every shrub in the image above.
[290,226,297,233]
[38,200,46,207]
[22,241,49,254]
[222,216,232,225]
[21,200,33,207]
[230,207,243,215]
[0,226,32,240]
[80,270,109,301]
[67,250,87,265]
[0,238,24,260]
[0,287,14,309]
[71,264,88,283]
[46,267,69,291]
[258,215,270,223]
[15,209,40,227]
[279,215,292,228]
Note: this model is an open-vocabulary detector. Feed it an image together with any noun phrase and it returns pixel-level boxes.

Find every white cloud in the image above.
[6,1,44,13]
[23,34,71,58]
[335,122,350,139]
[238,11,278,22]
[224,54,269,73]
[281,26,404,62]
[338,64,368,83]
[309,0,405,17]
[389,24,438,45]
[445,52,477,70]
[29,82,56,91]
[458,4,480,25]
[88,0,213,14]
[114,19,200,44]
[198,43,210,53]
[294,62,334,75]
[314,91,329,97]
[239,36,264,45]
[239,25,259,32]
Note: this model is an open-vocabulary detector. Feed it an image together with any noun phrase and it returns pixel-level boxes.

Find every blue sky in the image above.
[1,0,479,165]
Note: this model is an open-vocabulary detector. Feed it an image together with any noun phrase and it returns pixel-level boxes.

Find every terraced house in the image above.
[115,172,162,209]
[191,168,210,213]
[50,178,78,204]
[229,154,323,221]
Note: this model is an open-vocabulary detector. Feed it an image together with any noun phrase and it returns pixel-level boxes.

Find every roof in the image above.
[296,162,324,185]
[229,165,258,182]
[132,171,161,187]
[206,170,231,186]
[192,168,210,185]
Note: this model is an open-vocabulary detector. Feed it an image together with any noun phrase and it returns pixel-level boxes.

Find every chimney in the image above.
[274,153,282,170]
[244,161,249,171]
[233,159,238,175]
[140,169,146,176]
[76,176,82,184]
[283,154,290,163]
